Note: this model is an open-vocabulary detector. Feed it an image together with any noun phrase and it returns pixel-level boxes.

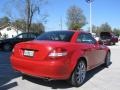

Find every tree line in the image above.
[92,23,120,37]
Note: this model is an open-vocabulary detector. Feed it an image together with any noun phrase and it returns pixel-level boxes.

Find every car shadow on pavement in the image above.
[0,51,21,90]
[22,75,72,89]
[83,62,112,86]
[22,63,112,89]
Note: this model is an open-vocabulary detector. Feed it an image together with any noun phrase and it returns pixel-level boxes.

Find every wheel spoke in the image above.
[76,61,86,84]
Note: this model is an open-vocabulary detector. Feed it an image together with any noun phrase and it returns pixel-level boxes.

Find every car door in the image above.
[77,33,105,69]
[94,44,107,65]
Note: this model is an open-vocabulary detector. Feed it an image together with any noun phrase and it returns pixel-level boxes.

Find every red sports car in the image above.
[10,30,111,87]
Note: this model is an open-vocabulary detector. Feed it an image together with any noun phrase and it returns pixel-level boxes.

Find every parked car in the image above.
[0,32,39,51]
[99,32,118,45]
[10,31,110,87]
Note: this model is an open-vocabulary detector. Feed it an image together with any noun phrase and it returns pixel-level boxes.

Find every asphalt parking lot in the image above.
[0,43,120,90]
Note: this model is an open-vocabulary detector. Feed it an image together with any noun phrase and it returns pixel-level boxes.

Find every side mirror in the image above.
[95,41,99,45]
[95,41,101,45]
[98,41,104,45]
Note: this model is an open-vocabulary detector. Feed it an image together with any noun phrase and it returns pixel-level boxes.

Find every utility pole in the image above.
[86,0,93,34]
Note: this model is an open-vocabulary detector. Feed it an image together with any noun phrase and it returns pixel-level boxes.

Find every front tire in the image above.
[104,52,111,67]
[69,60,86,87]
[3,43,12,51]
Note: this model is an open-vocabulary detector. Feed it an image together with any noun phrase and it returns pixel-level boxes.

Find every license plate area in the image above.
[23,50,34,57]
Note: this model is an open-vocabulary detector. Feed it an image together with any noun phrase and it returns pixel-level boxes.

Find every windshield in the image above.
[36,31,74,42]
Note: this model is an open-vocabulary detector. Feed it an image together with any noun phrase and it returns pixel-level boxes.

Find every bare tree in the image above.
[4,0,48,32]
[67,5,86,30]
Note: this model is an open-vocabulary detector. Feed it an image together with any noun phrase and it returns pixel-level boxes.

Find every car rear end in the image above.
[99,32,112,45]
[99,32,118,45]
[11,41,72,80]
[10,31,75,80]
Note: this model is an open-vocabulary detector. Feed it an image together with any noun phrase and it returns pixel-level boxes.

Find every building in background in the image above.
[0,26,22,39]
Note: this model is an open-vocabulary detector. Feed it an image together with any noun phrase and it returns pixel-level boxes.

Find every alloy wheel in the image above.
[69,60,86,87]
[75,61,86,84]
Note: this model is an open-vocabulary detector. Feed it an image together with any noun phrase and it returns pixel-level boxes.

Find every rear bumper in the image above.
[99,40,113,45]
[10,55,71,80]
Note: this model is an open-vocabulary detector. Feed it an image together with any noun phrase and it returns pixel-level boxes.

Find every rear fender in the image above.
[69,50,85,75]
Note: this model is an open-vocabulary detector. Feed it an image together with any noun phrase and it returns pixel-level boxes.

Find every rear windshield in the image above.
[100,32,111,39]
[36,31,74,42]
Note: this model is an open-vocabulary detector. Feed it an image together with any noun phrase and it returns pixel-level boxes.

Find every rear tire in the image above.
[110,42,113,45]
[113,42,115,45]
[69,60,86,87]
[22,74,28,80]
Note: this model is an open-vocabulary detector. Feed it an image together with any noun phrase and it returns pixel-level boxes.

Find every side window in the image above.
[16,34,23,38]
[16,34,29,38]
[22,34,28,38]
[22,33,36,38]
[77,33,96,44]
[29,34,37,38]
[77,34,83,42]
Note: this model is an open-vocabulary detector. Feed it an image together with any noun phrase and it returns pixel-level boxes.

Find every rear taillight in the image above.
[48,48,68,58]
